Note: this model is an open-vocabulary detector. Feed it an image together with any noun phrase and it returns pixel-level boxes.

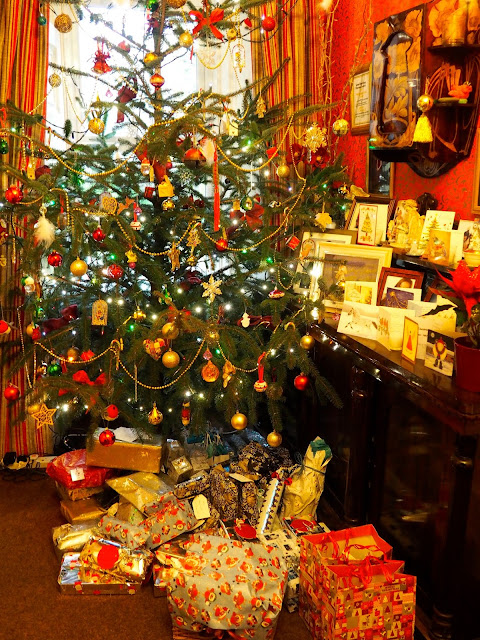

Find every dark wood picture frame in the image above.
[345,195,395,231]
[376,266,424,305]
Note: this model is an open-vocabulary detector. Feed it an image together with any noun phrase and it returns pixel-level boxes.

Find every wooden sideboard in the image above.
[308,320,480,640]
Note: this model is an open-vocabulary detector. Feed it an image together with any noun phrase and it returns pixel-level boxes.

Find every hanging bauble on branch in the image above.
[144,52,160,67]
[202,360,220,382]
[5,186,23,204]
[0,139,9,154]
[181,401,191,426]
[92,43,112,74]
[161,322,179,340]
[92,226,106,242]
[70,257,88,277]
[179,32,193,47]
[49,73,62,88]
[261,16,276,32]
[267,430,282,447]
[162,349,180,368]
[4,382,20,401]
[300,334,315,350]
[148,403,163,425]
[88,118,105,135]
[99,429,116,446]
[150,72,165,89]
[54,13,73,33]
[104,404,119,421]
[184,147,206,168]
[294,372,309,390]
[47,251,63,267]
[0,320,12,335]
[231,412,247,430]
[332,118,349,137]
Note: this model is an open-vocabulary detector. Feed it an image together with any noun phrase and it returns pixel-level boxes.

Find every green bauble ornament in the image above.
[240,195,253,211]
[37,15,47,26]
[0,139,9,155]
[47,363,62,376]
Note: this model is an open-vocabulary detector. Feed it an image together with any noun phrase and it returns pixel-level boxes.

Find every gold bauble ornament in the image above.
[162,349,180,368]
[162,198,175,211]
[167,0,187,7]
[66,347,80,362]
[276,164,290,179]
[227,27,238,40]
[161,322,179,340]
[300,334,315,350]
[206,328,220,343]
[48,73,62,88]
[26,323,38,337]
[417,94,434,113]
[70,257,88,277]
[231,412,247,430]
[267,430,282,447]
[133,307,147,322]
[179,31,194,48]
[27,402,42,416]
[202,360,220,382]
[148,402,163,425]
[143,52,160,67]
[88,118,105,135]
[332,118,349,137]
[54,14,73,33]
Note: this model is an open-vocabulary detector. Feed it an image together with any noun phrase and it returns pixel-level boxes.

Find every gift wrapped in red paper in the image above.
[47,449,115,489]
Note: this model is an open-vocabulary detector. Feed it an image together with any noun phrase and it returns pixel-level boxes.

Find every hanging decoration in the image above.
[148,403,163,425]
[93,43,112,74]
[254,352,268,392]
[162,349,180,368]
[54,13,73,33]
[70,257,88,277]
[30,403,57,430]
[92,299,108,326]
[202,360,220,382]
[202,276,223,303]
[181,401,191,426]
[99,429,116,446]
[413,94,434,144]
[256,94,266,119]
[189,7,225,41]
[222,360,236,387]
[266,430,282,447]
[143,337,166,360]
[4,383,20,401]
[231,412,247,430]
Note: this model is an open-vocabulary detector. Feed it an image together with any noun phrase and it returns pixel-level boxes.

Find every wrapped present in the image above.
[60,497,106,524]
[280,437,331,519]
[258,528,301,572]
[142,492,198,549]
[256,469,289,536]
[96,515,149,550]
[285,568,299,612]
[55,481,104,502]
[300,524,393,592]
[283,516,329,538]
[162,439,186,468]
[87,429,164,473]
[301,558,416,640]
[167,455,193,483]
[153,561,176,597]
[184,441,211,472]
[229,473,259,525]
[167,534,287,640]
[174,472,210,499]
[58,552,141,595]
[79,536,152,583]
[47,449,115,489]
[52,523,96,560]
[116,497,145,525]
[107,471,173,513]
[209,466,239,521]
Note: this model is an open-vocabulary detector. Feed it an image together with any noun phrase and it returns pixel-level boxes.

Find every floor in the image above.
[0,469,312,640]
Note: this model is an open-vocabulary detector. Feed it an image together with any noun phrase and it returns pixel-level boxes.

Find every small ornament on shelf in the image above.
[413,94,434,144]
[99,428,116,446]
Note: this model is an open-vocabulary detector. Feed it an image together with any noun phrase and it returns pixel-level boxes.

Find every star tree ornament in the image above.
[30,403,57,430]
[202,275,223,303]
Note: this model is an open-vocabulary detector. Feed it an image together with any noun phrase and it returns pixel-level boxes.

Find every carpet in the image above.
[0,471,312,640]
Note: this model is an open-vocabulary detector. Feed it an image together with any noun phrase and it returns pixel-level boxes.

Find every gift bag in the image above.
[206,433,230,466]
[167,534,287,640]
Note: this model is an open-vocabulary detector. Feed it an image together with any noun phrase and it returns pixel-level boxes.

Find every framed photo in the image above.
[376,267,424,306]
[312,243,392,308]
[350,65,371,135]
[344,281,378,305]
[366,145,394,197]
[402,317,419,364]
[357,204,377,246]
[345,196,395,244]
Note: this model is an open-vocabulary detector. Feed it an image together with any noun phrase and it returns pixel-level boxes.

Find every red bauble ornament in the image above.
[261,16,276,31]
[194,199,205,208]
[107,264,124,280]
[215,238,228,252]
[5,186,23,204]
[47,251,63,267]
[4,382,20,401]
[150,73,165,89]
[31,327,41,341]
[105,404,119,420]
[294,373,309,390]
[165,160,173,171]
[92,227,106,242]
[128,262,137,269]
[99,428,116,446]
[0,320,11,335]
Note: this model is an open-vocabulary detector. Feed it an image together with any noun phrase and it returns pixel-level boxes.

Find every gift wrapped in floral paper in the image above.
[142,492,198,549]
[153,561,176,597]
[96,515,149,550]
[79,536,153,583]
[52,523,97,560]
[58,552,141,595]
[167,534,287,640]
[174,472,210,499]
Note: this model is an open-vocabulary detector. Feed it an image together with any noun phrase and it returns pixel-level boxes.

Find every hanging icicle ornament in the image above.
[232,43,246,72]
[413,94,434,143]
[92,43,112,74]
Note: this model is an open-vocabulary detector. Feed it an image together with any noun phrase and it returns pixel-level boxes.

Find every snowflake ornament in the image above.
[202,275,223,303]
[303,124,327,152]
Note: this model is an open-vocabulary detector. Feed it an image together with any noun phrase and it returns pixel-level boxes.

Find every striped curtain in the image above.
[0,0,51,457]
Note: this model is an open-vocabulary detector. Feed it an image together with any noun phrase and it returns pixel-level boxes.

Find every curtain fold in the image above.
[0,0,51,458]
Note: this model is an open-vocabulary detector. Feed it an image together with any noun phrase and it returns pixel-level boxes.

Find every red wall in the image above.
[332,0,477,220]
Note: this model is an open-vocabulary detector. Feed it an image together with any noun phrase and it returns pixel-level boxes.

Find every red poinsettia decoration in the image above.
[286,143,307,165]
[436,261,480,316]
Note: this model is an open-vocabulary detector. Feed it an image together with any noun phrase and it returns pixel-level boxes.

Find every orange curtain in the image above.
[0,0,50,458]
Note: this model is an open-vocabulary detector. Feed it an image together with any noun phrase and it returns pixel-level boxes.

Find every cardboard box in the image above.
[86,431,164,473]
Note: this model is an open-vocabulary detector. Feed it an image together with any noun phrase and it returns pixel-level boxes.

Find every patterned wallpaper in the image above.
[332,0,478,220]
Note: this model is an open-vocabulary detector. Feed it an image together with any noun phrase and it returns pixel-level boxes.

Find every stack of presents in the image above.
[47,427,416,639]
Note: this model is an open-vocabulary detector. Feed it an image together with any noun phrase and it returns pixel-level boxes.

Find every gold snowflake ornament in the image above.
[303,124,327,152]
[202,275,223,303]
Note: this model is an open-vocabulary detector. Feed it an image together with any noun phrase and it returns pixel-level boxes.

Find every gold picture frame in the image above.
[350,65,371,135]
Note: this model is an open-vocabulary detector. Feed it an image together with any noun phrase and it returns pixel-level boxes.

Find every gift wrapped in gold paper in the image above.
[96,515,149,550]
[116,497,145,525]
[162,439,185,468]
[86,429,164,473]
[58,552,141,595]
[52,523,96,560]
[174,471,210,499]
[60,498,106,524]
[79,537,153,583]
[166,455,193,484]
[55,482,104,502]
[106,471,173,514]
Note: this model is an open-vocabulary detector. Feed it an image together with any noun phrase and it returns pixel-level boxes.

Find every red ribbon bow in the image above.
[189,8,224,40]
[72,370,107,386]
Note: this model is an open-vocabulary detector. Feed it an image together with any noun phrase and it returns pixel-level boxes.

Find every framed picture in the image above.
[312,243,392,308]
[402,317,419,364]
[376,267,424,305]
[293,230,356,295]
[344,281,378,305]
[345,196,395,244]
[357,204,377,246]
[350,65,371,135]
[366,145,394,197]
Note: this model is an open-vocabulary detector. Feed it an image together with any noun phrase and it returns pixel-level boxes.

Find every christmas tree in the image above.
[0,0,348,446]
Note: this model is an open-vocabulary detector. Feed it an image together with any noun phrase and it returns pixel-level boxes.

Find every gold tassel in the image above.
[413,113,433,143]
